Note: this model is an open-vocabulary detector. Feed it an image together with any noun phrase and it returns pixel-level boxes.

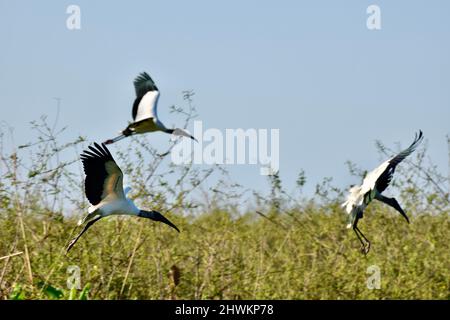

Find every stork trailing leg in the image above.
[103,126,135,145]
[353,224,371,255]
[66,216,102,253]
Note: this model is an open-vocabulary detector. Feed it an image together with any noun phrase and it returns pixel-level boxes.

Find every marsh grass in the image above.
[0,206,448,299]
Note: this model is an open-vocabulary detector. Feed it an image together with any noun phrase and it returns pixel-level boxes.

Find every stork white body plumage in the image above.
[80,196,140,224]
[343,131,424,254]
[343,160,391,229]
[66,142,179,253]
[103,72,196,144]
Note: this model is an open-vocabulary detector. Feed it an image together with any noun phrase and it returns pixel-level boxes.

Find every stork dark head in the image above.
[139,210,180,232]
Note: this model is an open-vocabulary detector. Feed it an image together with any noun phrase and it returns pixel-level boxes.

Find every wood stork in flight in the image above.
[103,72,197,144]
[342,130,423,255]
[66,142,179,253]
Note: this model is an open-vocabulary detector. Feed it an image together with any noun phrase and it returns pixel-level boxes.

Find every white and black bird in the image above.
[104,72,196,144]
[66,142,179,253]
[342,130,424,254]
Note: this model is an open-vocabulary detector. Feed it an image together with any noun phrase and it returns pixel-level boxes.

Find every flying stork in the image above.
[342,130,424,255]
[103,72,197,144]
[66,142,179,253]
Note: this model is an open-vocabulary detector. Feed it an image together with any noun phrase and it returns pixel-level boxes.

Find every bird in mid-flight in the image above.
[66,142,179,253]
[104,72,197,145]
[342,130,424,254]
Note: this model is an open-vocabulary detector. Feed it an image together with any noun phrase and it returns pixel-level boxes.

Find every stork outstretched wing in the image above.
[359,130,423,196]
[80,143,125,205]
[374,130,423,193]
[132,72,160,122]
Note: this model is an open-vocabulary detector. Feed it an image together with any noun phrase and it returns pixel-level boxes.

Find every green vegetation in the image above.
[1,206,448,300]
[0,101,448,300]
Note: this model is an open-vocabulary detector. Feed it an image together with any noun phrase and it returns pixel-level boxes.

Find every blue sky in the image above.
[0,1,449,197]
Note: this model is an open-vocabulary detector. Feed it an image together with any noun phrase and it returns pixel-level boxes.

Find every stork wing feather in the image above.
[375,130,423,193]
[132,72,160,122]
[80,143,125,205]
[133,72,157,98]
[387,130,423,167]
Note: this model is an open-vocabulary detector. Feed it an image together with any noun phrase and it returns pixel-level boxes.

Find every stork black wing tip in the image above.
[99,142,113,157]
[415,130,424,145]
[93,142,102,150]
[135,71,151,82]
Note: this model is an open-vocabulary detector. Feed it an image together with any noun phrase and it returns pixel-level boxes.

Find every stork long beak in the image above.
[375,195,410,224]
[140,210,180,232]
[172,128,198,142]
[157,213,180,232]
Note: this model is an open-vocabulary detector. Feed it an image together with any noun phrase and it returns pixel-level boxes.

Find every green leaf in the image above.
[37,281,64,299]
[9,284,25,300]
[68,287,77,300]
[78,283,91,300]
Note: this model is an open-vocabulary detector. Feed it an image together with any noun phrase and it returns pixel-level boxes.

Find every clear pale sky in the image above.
[0,1,449,197]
